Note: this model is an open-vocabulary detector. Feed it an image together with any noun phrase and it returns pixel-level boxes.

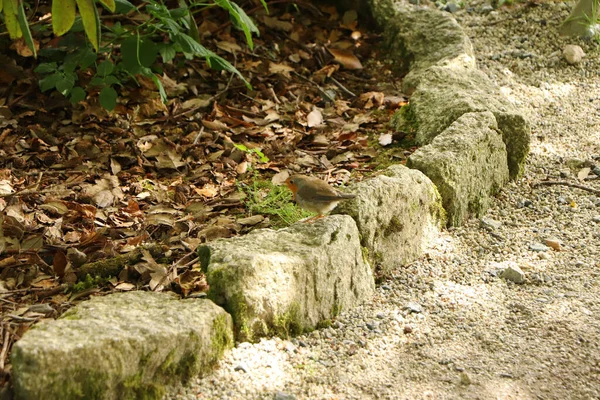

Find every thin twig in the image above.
[329,76,356,98]
[291,71,335,102]
[193,126,205,145]
[531,181,600,196]
[0,297,17,305]
[180,256,200,269]
[0,326,9,370]
[7,314,39,322]
[155,251,197,290]
[239,93,262,104]
[223,105,263,118]
[23,170,88,176]
[269,87,281,104]
[1,285,66,294]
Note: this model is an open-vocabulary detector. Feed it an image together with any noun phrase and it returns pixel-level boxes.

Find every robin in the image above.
[285,174,356,220]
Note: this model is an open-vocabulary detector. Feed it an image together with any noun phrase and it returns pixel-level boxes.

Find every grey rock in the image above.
[408,112,510,226]
[481,217,503,230]
[404,302,423,313]
[366,322,378,330]
[366,0,475,77]
[11,292,233,400]
[481,4,494,13]
[499,263,526,283]
[529,243,549,252]
[274,392,297,400]
[198,215,374,341]
[234,363,249,373]
[285,342,296,353]
[445,3,459,13]
[592,215,600,223]
[460,372,472,385]
[563,45,585,64]
[335,164,444,275]
[564,158,588,169]
[396,66,530,179]
[66,247,87,267]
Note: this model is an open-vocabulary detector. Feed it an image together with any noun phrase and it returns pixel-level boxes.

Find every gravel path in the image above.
[168,3,600,399]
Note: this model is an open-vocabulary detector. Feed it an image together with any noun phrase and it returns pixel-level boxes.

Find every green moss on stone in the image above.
[212,291,254,342]
[197,246,211,272]
[383,216,404,238]
[211,314,234,360]
[158,349,178,377]
[174,352,200,383]
[58,310,82,321]
[273,302,304,338]
[330,229,339,243]
[373,251,384,265]
[71,274,108,293]
[331,301,342,317]
[17,369,110,400]
[119,370,165,400]
[361,246,370,264]
[316,319,332,329]
[391,104,418,134]
[429,186,448,227]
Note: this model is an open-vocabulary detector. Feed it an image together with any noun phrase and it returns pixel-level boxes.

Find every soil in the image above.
[168,2,600,399]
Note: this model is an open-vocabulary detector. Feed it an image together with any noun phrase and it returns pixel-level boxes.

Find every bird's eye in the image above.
[289,179,294,184]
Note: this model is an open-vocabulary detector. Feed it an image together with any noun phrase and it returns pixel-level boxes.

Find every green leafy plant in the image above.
[1,0,39,57]
[239,175,313,227]
[4,0,266,110]
[71,273,108,292]
[233,142,270,163]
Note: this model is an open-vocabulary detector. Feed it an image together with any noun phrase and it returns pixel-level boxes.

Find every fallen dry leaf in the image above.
[359,91,385,109]
[272,170,290,185]
[263,16,293,32]
[269,62,295,78]
[194,183,219,198]
[578,167,591,181]
[81,176,124,208]
[115,282,136,291]
[326,48,363,70]
[307,108,324,128]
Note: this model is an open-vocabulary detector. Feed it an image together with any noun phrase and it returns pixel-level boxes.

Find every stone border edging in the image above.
[9,1,530,398]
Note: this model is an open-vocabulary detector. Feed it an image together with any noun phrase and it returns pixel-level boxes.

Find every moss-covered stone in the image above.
[202,215,374,342]
[335,164,443,276]
[11,292,234,400]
